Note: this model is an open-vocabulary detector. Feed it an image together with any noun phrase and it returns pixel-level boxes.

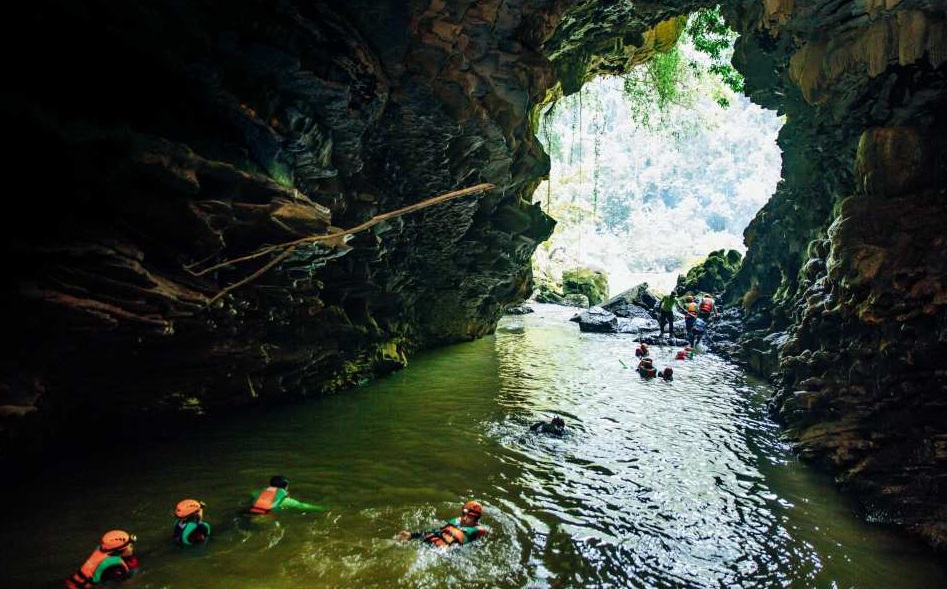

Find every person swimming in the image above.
[64,530,139,588]
[249,475,325,514]
[395,500,489,549]
[173,499,211,546]
[531,415,566,436]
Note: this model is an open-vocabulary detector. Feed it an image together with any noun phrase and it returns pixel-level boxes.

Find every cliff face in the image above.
[724,0,947,550]
[1,0,566,447]
[1,0,945,551]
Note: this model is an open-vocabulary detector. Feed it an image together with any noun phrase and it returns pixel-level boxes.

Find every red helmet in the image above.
[100,529,135,552]
[462,500,483,518]
[175,499,205,518]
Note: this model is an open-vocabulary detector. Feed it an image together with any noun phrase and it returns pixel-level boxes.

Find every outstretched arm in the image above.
[469,526,489,542]
[281,496,326,511]
[396,526,440,541]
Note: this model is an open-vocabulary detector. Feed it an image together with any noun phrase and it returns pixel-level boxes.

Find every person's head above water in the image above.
[100,530,135,553]
[270,475,290,489]
[551,416,565,428]
[462,500,483,522]
[175,499,205,519]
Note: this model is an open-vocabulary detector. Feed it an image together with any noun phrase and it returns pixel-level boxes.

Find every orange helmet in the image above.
[685,295,694,302]
[462,500,483,518]
[100,529,135,552]
[175,499,205,518]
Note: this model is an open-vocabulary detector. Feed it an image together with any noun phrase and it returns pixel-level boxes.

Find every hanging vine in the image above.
[592,104,601,218]
[577,87,584,190]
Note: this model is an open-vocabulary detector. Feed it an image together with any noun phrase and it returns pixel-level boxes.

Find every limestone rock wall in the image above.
[1,0,562,455]
[0,0,690,463]
[724,0,947,550]
[2,0,945,553]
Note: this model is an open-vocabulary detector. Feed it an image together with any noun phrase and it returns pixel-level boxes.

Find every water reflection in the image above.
[488,304,944,588]
[0,304,944,588]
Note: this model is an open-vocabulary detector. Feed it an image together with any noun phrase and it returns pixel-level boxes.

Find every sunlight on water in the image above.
[1,303,945,588]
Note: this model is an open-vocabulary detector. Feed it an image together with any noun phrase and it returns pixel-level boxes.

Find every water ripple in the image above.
[486,304,946,588]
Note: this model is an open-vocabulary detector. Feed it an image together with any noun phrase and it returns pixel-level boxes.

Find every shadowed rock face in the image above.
[1,0,945,552]
[720,1,947,551]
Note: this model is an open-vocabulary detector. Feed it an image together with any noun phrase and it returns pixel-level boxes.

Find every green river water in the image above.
[1,303,945,588]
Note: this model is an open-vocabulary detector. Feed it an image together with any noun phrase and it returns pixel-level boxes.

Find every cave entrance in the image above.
[533,14,784,297]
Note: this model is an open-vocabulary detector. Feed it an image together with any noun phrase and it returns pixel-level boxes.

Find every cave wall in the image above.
[0,0,553,454]
[2,0,945,553]
[722,0,947,550]
[0,1,689,459]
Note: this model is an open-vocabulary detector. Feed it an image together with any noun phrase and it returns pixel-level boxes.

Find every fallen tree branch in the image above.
[198,182,495,305]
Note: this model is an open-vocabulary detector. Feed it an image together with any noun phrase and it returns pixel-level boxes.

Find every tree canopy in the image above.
[533,11,782,296]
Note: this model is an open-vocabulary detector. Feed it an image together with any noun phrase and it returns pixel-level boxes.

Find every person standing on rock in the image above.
[698,292,719,323]
[692,317,708,348]
[656,290,678,340]
[680,294,699,345]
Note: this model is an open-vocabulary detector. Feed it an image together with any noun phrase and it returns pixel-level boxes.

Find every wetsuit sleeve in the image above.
[101,556,137,583]
[281,496,326,511]
[188,522,211,543]
[469,526,488,542]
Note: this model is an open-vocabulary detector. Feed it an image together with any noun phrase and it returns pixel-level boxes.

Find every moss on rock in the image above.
[562,267,609,306]
[676,249,742,295]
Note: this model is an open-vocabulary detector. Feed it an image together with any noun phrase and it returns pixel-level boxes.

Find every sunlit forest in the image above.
[533,14,784,295]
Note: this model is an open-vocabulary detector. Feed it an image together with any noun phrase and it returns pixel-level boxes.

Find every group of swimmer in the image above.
[63,292,721,587]
[633,341,698,381]
[65,474,487,587]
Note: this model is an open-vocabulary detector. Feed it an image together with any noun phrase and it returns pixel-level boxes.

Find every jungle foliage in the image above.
[532,8,781,297]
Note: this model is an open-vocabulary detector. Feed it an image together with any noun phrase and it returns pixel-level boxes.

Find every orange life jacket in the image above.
[684,302,698,317]
[423,524,468,548]
[65,549,127,589]
[250,486,281,514]
[699,298,714,313]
